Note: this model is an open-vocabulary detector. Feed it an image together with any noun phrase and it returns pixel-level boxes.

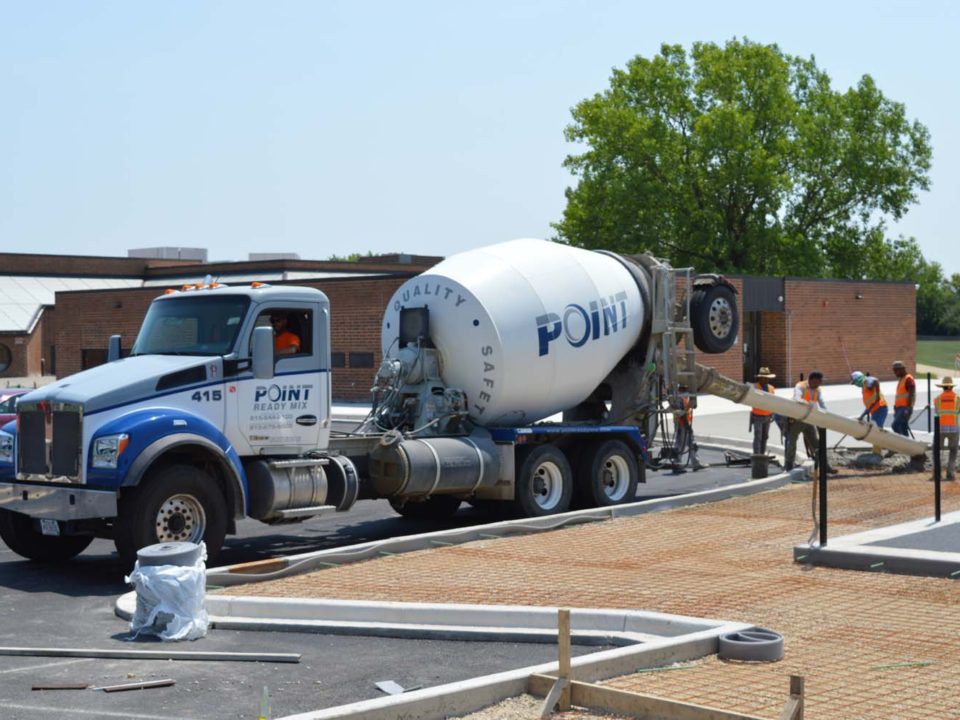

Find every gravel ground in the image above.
[452,694,630,719]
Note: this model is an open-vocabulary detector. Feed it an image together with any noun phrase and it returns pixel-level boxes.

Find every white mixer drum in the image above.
[381,239,647,426]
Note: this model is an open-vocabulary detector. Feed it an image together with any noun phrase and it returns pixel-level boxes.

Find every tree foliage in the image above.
[556,39,932,280]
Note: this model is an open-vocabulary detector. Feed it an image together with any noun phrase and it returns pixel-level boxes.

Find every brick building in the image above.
[1,250,916,400]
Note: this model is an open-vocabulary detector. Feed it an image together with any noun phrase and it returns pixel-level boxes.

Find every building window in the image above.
[0,344,10,373]
[349,352,374,369]
[331,352,346,368]
[81,348,108,370]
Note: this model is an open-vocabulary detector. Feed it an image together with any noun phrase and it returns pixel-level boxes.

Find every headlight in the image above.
[0,433,12,464]
[91,434,129,469]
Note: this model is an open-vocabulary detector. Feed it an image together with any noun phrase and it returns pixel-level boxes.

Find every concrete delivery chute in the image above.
[0,239,927,564]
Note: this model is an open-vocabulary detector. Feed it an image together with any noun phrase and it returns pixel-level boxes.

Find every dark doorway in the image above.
[742,311,761,381]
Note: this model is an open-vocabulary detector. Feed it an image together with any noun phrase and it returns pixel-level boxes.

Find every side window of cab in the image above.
[251,308,313,362]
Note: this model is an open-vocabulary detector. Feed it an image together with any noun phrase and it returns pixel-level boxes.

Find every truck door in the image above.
[226,303,328,455]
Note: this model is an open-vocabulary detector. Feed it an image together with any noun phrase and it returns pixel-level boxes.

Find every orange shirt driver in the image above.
[271,314,300,355]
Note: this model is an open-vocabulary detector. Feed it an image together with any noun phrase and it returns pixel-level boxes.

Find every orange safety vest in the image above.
[895,374,915,408]
[274,330,300,354]
[862,381,887,414]
[751,383,775,417]
[934,390,958,430]
[677,396,693,427]
[797,381,820,405]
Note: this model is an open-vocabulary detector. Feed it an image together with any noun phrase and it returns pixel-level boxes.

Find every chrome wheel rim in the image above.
[708,296,733,339]
[531,461,564,509]
[155,494,206,543]
[601,455,631,501]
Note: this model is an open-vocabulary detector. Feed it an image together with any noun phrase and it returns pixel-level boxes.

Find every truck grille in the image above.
[17,402,83,481]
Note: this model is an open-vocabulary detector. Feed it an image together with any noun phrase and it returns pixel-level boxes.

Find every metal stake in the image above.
[818,427,828,547]
[927,373,933,431]
[934,415,942,523]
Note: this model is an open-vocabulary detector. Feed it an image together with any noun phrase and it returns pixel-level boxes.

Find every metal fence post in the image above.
[927,373,933,431]
[934,415,941,523]
[818,427,828,547]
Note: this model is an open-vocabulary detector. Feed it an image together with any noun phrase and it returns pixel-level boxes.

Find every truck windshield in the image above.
[131,295,250,356]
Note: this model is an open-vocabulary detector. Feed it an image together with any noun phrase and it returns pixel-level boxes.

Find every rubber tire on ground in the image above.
[575,439,639,508]
[511,444,574,518]
[389,495,462,520]
[690,283,739,354]
[0,509,94,562]
[115,464,228,570]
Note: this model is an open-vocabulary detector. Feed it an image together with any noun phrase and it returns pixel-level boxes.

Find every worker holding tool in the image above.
[673,387,706,472]
[850,371,889,428]
[891,360,916,437]
[933,376,958,481]
[785,371,837,474]
[750,367,778,455]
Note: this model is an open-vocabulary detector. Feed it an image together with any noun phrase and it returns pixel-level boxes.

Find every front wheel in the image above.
[115,464,227,569]
[511,444,573,518]
[575,440,639,507]
[0,509,93,562]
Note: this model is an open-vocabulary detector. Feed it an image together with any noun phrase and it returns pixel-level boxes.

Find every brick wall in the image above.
[758,310,788,386]
[783,279,915,385]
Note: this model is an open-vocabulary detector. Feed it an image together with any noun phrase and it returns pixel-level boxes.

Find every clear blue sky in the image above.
[1,1,957,274]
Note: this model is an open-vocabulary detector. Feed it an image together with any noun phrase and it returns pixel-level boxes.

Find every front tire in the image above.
[115,464,227,569]
[511,444,573,518]
[575,440,639,507]
[0,509,93,562]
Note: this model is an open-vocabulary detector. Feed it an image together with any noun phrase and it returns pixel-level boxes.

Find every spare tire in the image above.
[691,283,739,354]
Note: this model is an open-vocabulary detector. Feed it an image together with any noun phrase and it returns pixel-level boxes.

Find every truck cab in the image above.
[0,283,340,566]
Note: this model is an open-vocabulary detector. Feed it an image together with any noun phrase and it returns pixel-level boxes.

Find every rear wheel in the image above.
[511,444,573,518]
[0,509,93,562]
[115,464,227,569]
[575,440,639,507]
[389,495,462,520]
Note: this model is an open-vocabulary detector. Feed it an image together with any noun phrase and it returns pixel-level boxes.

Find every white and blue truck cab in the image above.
[0,239,738,567]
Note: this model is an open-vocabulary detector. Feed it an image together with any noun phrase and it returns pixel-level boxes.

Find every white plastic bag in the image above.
[125,543,209,641]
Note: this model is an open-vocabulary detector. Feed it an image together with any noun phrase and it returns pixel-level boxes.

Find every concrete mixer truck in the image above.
[0,239,926,565]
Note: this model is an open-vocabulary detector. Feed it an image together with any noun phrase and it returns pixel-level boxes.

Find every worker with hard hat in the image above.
[785,371,837,473]
[933,376,958,481]
[890,361,916,437]
[750,367,778,455]
[850,371,888,429]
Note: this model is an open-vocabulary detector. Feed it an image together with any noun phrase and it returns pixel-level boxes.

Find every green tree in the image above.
[556,39,932,279]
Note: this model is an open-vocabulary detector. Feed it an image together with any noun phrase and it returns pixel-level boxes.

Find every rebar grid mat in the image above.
[227,472,960,719]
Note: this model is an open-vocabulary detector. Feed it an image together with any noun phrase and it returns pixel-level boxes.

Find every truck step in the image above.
[275,505,336,520]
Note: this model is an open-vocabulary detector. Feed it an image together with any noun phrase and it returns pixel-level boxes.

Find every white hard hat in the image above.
[850,371,864,384]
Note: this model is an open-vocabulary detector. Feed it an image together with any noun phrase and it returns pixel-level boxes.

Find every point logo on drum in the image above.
[536,291,629,356]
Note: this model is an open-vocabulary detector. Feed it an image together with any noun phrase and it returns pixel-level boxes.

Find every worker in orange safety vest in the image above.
[673,387,706,472]
[891,360,916,437]
[850,371,889,429]
[784,371,837,474]
[933,376,958,481]
[750,367,778,455]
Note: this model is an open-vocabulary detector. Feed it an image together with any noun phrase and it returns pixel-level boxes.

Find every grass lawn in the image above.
[917,338,960,369]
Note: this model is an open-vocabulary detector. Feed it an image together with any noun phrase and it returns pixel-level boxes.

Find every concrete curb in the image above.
[794,510,960,578]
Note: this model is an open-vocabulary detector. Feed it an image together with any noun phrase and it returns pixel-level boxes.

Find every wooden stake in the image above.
[778,675,804,720]
[558,608,571,711]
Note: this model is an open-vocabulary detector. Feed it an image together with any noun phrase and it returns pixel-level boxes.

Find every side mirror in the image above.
[252,326,274,379]
[107,335,122,362]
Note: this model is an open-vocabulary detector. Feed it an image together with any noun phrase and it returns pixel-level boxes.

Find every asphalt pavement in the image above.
[0,448,751,719]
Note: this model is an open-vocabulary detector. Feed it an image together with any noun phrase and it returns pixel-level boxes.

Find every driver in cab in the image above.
[271,313,300,355]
